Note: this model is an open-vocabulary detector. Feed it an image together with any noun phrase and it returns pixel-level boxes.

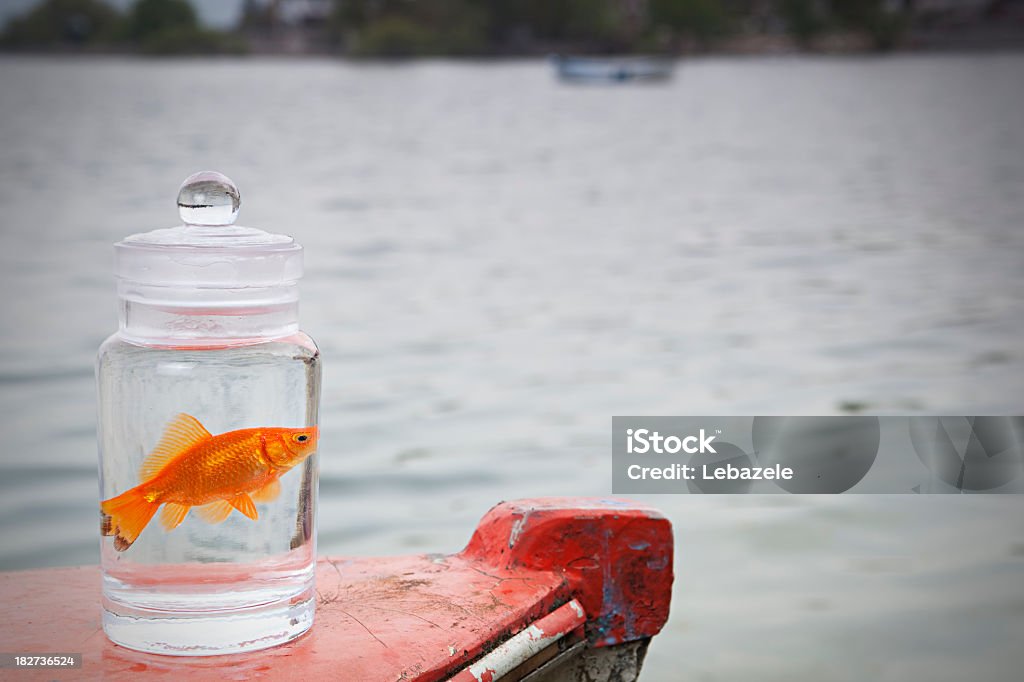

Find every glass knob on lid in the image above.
[177,170,241,226]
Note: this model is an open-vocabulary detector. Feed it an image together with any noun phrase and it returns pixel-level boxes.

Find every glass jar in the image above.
[96,172,321,655]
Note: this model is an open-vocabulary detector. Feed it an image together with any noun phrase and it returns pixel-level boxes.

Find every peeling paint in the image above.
[508,515,528,548]
[461,497,674,648]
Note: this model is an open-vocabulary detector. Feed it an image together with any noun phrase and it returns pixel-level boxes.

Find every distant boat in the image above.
[552,55,675,83]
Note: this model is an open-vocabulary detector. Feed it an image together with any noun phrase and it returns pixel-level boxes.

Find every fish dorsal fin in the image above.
[251,478,281,503]
[139,413,212,483]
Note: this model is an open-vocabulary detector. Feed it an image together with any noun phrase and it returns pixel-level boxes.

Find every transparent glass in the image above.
[96,331,321,655]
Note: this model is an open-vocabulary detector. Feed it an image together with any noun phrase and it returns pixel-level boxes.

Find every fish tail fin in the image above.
[100,486,159,551]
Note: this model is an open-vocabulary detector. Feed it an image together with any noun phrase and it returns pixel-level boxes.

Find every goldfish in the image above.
[100,413,318,551]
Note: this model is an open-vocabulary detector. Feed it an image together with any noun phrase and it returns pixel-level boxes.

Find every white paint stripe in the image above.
[463,600,586,682]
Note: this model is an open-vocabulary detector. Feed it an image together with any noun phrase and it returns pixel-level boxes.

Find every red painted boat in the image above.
[0,497,673,681]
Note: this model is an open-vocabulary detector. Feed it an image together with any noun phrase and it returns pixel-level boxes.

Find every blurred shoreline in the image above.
[4,37,1024,59]
[3,0,1024,57]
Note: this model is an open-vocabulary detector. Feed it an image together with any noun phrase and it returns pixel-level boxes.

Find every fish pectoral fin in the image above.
[159,503,191,531]
[251,479,281,503]
[229,494,258,521]
[139,413,213,483]
[195,500,233,524]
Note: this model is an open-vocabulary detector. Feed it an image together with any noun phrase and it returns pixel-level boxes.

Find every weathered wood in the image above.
[0,497,672,681]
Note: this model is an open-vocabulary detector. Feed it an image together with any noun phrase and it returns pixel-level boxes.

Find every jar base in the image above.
[102,593,315,656]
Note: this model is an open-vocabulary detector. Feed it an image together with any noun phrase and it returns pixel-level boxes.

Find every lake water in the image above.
[0,55,1022,680]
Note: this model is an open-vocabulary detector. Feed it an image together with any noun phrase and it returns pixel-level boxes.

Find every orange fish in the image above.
[100,413,318,551]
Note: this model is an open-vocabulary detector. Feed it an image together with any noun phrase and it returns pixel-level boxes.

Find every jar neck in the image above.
[117,282,300,346]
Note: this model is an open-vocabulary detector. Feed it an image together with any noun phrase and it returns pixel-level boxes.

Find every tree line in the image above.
[1,0,988,55]
[1,0,245,53]
[324,0,913,55]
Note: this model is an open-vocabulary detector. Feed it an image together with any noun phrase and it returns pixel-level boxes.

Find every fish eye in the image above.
[296,434,308,442]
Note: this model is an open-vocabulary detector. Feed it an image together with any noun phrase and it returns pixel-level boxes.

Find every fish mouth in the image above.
[284,446,317,463]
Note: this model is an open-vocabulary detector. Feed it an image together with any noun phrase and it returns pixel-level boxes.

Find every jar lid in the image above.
[115,171,303,289]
